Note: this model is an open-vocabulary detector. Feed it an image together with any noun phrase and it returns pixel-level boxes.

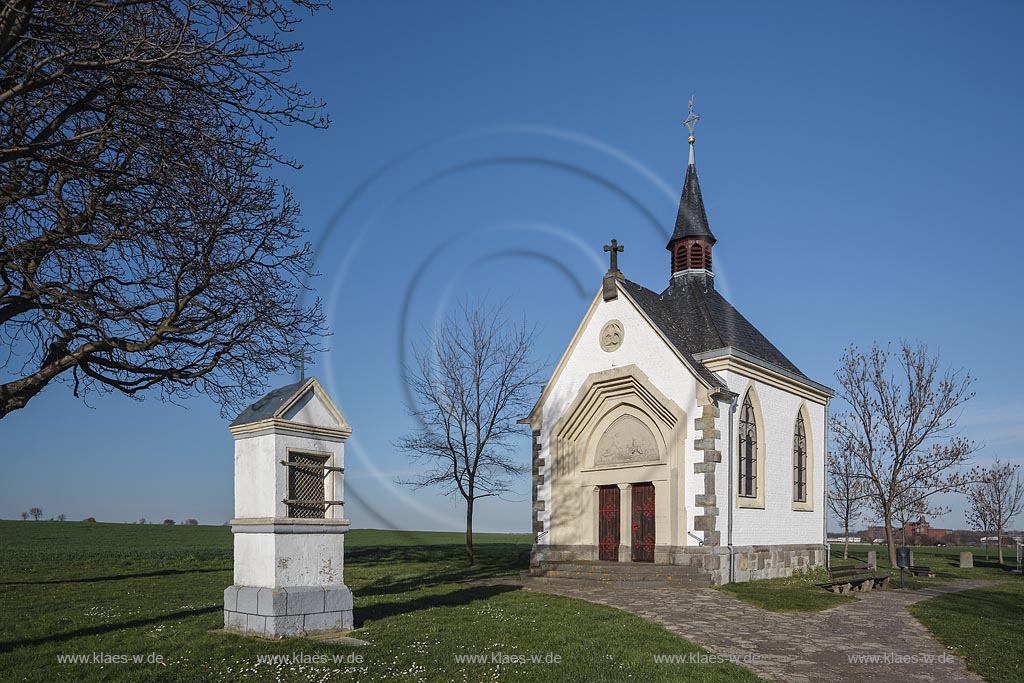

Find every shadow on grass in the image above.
[0,605,222,653]
[355,583,521,628]
[348,544,529,597]
[0,567,231,586]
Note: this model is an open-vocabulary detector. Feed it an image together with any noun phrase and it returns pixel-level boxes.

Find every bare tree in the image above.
[19,511,27,520]
[0,0,329,419]
[397,301,542,565]
[966,486,996,560]
[29,506,41,520]
[137,517,147,525]
[827,444,867,559]
[967,458,1024,565]
[831,341,978,567]
[57,513,66,521]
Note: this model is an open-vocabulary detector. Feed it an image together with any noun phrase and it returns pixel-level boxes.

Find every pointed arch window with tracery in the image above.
[738,394,758,498]
[793,413,807,503]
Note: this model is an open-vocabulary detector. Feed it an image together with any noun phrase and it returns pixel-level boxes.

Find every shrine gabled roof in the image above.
[230,379,307,427]
[619,277,817,386]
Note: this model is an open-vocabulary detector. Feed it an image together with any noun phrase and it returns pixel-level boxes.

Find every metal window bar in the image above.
[281,499,344,506]
[279,459,345,475]
[286,452,334,518]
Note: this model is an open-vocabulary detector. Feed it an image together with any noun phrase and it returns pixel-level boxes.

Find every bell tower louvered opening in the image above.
[668,237,714,276]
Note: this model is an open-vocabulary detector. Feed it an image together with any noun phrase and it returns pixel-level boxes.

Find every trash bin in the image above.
[896,546,911,568]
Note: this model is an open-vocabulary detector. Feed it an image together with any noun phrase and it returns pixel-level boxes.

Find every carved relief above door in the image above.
[594,415,658,466]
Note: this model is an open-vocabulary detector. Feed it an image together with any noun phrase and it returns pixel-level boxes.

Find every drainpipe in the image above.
[822,399,830,570]
[726,395,737,583]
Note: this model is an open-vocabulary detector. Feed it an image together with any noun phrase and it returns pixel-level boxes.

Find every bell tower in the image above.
[667,97,716,282]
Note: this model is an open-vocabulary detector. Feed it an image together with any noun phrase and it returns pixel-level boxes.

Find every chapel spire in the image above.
[668,97,716,279]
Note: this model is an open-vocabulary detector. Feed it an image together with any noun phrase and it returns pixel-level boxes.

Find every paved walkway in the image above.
[523,578,997,683]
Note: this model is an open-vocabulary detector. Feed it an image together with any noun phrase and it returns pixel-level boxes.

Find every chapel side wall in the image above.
[536,292,702,550]
[721,369,825,548]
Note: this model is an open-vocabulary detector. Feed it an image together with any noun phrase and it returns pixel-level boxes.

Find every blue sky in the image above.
[2,1,1022,533]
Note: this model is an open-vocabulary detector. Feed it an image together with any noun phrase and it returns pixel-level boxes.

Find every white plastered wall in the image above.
[717,370,825,547]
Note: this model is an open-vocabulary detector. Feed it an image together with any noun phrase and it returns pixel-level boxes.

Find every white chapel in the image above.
[524,111,833,584]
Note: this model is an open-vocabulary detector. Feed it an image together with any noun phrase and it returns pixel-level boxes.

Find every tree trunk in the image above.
[465,498,475,566]
[843,518,850,559]
[997,524,1004,565]
[885,515,898,568]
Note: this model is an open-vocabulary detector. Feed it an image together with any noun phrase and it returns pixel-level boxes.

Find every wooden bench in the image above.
[907,565,936,578]
[827,563,891,594]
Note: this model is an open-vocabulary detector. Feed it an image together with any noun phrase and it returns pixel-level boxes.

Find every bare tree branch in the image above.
[396,299,542,564]
[0,0,330,419]
[967,458,1024,564]
[830,340,979,567]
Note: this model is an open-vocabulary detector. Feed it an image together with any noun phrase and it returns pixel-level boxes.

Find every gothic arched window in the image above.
[738,394,758,498]
[793,413,807,503]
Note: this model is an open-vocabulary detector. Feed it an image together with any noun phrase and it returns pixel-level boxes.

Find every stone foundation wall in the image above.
[223,585,353,638]
[532,543,824,586]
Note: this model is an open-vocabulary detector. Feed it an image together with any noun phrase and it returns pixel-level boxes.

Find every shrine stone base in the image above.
[223,585,354,638]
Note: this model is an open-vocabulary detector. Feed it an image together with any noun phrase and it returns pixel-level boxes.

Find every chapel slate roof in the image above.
[619,277,812,384]
[668,163,716,246]
[230,378,307,427]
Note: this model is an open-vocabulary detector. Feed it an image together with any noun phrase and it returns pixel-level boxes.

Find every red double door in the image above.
[597,483,655,563]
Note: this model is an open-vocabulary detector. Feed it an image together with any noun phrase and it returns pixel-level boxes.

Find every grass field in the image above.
[717,543,1023,613]
[910,579,1024,683]
[829,543,1020,589]
[0,521,762,683]
[717,566,857,612]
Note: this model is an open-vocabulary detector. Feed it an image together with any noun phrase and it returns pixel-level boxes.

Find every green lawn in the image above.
[0,521,763,682]
[717,543,1022,613]
[910,579,1024,683]
[830,543,1019,589]
[717,566,856,612]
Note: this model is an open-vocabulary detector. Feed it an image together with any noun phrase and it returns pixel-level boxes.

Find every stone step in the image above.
[538,570,711,587]
[522,574,709,589]
[526,561,712,587]
[532,561,706,576]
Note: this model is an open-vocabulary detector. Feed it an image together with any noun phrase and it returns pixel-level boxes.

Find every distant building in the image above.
[904,517,951,543]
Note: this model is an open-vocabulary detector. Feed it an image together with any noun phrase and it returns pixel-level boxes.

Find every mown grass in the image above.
[0,521,763,682]
[717,543,1022,613]
[910,579,1024,683]
[717,566,856,612]
[830,543,1019,589]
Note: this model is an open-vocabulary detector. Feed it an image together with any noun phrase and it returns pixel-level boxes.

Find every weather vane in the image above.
[683,95,700,145]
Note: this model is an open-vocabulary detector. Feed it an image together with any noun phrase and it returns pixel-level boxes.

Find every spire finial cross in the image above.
[604,238,624,275]
[683,95,700,145]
